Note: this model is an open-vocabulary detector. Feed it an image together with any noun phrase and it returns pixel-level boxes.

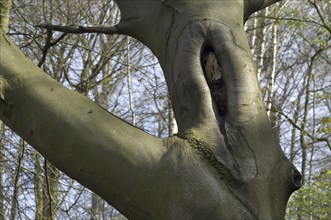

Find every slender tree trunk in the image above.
[300,53,318,185]
[0,122,5,219]
[34,152,44,220]
[250,16,258,58]
[42,161,60,220]
[126,37,136,126]
[10,139,25,220]
[307,78,316,185]
[266,23,277,118]
[257,8,270,81]
[168,99,177,136]
[290,96,302,164]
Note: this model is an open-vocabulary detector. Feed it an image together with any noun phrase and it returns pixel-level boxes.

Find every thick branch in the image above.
[244,0,282,20]
[35,24,121,35]
[0,31,165,217]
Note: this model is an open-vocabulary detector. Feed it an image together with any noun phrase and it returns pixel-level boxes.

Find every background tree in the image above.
[245,0,331,218]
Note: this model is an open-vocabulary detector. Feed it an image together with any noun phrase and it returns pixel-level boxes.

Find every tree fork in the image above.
[0,0,302,219]
[115,1,303,218]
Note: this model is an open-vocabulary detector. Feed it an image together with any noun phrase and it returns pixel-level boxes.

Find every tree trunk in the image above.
[0,0,302,219]
[42,161,60,220]
[256,7,270,81]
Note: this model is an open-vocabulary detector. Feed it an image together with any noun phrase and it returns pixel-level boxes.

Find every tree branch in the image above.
[37,29,68,67]
[35,24,121,35]
[0,30,166,217]
[244,0,283,20]
[307,0,331,34]
[270,108,331,151]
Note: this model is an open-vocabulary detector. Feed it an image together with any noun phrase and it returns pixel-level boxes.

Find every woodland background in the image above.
[0,0,330,219]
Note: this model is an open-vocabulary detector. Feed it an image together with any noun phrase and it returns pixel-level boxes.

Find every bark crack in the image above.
[219,123,259,181]
[163,1,179,55]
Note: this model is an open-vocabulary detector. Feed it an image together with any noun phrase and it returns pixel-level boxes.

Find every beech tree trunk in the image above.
[0,0,302,219]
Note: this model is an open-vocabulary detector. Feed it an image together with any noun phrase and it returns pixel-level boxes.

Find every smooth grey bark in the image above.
[0,0,301,219]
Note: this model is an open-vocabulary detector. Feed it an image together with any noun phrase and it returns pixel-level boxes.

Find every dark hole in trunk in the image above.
[201,46,227,117]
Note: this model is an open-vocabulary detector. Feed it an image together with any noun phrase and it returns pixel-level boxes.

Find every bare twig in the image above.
[37,29,67,67]
[270,108,331,151]
[35,24,121,35]
[307,0,331,34]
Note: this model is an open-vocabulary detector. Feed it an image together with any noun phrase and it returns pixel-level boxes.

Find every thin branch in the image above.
[307,0,331,34]
[260,16,331,35]
[270,108,331,151]
[35,24,121,35]
[37,29,51,67]
[56,179,74,214]
[62,186,86,214]
[37,30,67,67]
